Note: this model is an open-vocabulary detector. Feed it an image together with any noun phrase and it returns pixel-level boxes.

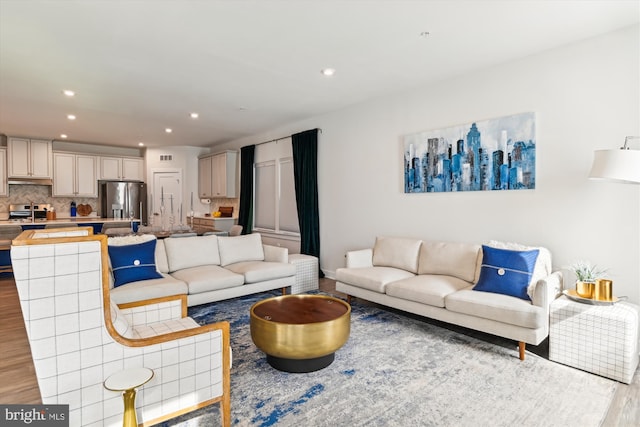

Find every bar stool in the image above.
[0,225,23,273]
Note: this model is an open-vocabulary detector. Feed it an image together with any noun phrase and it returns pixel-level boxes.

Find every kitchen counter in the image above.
[0,217,141,226]
[0,218,142,235]
[191,215,237,232]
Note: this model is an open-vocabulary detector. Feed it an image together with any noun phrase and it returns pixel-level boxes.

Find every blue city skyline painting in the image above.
[404,112,536,193]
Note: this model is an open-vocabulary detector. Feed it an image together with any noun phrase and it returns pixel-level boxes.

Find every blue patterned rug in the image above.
[159,290,618,427]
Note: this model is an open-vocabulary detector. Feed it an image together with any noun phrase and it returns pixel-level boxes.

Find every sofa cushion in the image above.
[445,288,546,329]
[486,240,552,300]
[372,236,422,273]
[108,238,163,287]
[336,266,415,293]
[218,233,265,267]
[163,235,220,272]
[170,265,244,294]
[473,245,539,301]
[154,239,169,274]
[418,241,481,283]
[385,274,473,308]
[225,261,296,284]
[109,274,188,305]
[131,317,200,339]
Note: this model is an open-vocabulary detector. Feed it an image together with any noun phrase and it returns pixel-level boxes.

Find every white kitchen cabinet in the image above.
[122,157,144,181]
[198,156,213,198]
[99,156,144,181]
[53,152,98,197]
[7,137,53,178]
[0,148,7,197]
[198,150,237,198]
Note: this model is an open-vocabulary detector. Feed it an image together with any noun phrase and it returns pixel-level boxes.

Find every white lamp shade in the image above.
[589,149,640,184]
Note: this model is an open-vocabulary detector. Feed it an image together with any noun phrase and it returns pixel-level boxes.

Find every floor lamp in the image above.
[589,136,640,184]
[589,135,640,301]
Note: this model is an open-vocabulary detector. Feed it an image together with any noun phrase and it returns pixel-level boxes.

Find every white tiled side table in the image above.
[289,253,319,294]
[549,295,639,384]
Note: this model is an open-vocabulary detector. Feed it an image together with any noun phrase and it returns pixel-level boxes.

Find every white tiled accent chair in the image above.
[11,227,231,427]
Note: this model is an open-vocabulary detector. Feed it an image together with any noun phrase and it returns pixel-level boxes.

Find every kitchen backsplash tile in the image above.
[2,185,238,219]
[2,184,99,217]
[210,197,239,216]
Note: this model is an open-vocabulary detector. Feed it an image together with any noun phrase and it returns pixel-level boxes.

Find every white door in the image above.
[152,170,182,227]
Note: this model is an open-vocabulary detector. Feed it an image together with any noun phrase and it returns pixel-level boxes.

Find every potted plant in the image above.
[569,260,608,298]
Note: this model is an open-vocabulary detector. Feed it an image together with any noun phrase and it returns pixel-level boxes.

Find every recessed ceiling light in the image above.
[60,134,68,139]
[67,114,76,120]
[138,142,144,146]
[165,128,172,133]
[62,90,75,97]
[190,112,199,119]
[321,68,336,77]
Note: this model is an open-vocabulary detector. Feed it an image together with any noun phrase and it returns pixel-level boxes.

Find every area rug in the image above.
[160,291,618,427]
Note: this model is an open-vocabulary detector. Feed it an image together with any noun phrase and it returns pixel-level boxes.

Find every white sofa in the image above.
[335,236,563,360]
[109,233,296,307]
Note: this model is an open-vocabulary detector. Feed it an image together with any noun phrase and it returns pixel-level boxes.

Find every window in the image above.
[253,139,299,235]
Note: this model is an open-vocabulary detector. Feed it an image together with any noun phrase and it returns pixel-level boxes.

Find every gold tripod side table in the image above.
[104,367,154,427]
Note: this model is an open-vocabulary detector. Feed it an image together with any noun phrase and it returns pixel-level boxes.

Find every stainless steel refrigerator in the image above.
[99,181,148,225]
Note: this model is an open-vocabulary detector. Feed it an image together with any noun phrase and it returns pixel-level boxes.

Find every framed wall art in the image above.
[404,112,536,193]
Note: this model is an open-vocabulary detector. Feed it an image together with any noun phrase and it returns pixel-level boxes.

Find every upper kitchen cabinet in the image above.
[198,155,213,198]
[52,152,98,197]
[99,156,144,181]
[198,150,238,198]
[0,148,7,197]
[7,137,53,178]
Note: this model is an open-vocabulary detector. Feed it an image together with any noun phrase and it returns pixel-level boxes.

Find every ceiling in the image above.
[0,1,638,149]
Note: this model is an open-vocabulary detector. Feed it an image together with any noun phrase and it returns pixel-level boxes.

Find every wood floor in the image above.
[0,277,41,404]
[1,277,637,425]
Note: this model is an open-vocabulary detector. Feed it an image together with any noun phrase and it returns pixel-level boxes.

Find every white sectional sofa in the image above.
[336,236,563,360]
[109,233,296,307]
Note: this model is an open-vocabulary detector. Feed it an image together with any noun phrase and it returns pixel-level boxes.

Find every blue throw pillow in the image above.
[473,245,539,301]
[108,239,162,287]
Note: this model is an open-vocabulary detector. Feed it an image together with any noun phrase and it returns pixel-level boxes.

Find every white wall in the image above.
[216,25,640,304]
[145,145,211,218]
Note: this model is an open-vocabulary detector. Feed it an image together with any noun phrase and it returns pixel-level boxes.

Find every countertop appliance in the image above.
[99,181,147,225]
[9,203,51,222]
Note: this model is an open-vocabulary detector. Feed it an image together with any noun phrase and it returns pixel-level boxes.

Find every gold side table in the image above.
[104,367,154,427]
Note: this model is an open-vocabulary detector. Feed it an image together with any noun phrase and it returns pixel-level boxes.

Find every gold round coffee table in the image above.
[250,294,351,373]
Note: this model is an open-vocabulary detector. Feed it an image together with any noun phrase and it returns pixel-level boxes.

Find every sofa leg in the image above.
[346,295,352,305]
[281,287,287,295]
[518,342,526,361]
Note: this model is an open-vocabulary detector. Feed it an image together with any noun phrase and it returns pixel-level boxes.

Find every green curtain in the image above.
[292,129,323,277]
[237,144,255,235]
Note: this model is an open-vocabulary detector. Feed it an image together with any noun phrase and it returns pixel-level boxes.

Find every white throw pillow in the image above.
[218,233,265,267]
[372,236,422,273]
[107,234,156,246]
